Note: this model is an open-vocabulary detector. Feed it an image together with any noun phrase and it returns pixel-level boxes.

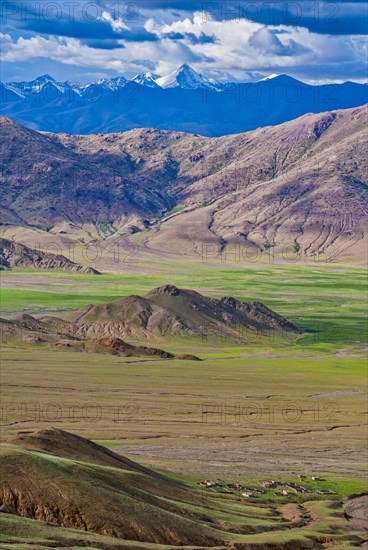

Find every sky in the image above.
[1,0,367,84]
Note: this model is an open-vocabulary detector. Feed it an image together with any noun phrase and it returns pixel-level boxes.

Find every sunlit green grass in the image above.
[1,263,366,352]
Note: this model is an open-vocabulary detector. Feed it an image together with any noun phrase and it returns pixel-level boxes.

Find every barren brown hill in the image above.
[1,105,367,259]
[66,284,300,342]
[3,285,297,344]
[0,238,99,273]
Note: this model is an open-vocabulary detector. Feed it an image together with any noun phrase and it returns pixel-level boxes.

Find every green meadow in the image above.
[1,259,366,547]
[1,261,366,353]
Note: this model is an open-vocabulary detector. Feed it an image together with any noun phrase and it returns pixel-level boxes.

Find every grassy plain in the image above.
[1,260,366,352]
[0,258,366,546]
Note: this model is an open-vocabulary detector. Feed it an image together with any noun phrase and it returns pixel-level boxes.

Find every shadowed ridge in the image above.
[11,427,151,473]
[145,284,204,300]
[146,285,301,336]
[85,337,176,358]
[3,285,300,344]
[0,238,100,274]
[67,292,188,340]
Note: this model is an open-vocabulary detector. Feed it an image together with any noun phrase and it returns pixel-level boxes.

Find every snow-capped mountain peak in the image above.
[13,74,65,94]
[156,64,218,90]
[132,72,160,87]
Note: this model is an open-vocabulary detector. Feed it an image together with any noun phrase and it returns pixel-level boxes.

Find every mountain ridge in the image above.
[0,105,367,260]
[1,67,367,136]
[0,238,99,274]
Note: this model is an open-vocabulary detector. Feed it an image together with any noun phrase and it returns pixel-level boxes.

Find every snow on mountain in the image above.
[95,78,120,91]
[26,75,67,94]
[31,74,56,84]
[4,65,220,96]
[2,69,367,137]
[83,75,128,93]
[108,76,129,88]
[7,74,62,94]
[155,64,219,90]
[2,83,25,99]
[132,73,160,87]
[259,73,280,81]
[3,74,131,99]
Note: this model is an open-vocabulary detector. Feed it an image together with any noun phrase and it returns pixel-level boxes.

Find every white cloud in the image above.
[1,6,366,84]
[0,33,198,77]
[147,12,366,82]
[100,11,129,32]
[0,34,127,71]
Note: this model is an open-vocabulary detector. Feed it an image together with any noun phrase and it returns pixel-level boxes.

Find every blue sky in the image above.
[1,0,367,83]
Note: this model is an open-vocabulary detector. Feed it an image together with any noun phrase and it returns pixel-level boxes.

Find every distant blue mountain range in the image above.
[1,65,367,136]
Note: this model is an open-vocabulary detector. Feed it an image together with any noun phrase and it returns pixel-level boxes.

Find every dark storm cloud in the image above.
[17,18,158,42]
[135,0,368,35]
[3,1,367,37]
[82,39,125,49]
[0,0,158,42]
[162,31,217,44]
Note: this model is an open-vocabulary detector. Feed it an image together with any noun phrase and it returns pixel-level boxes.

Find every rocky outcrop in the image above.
[344,493,368,529]
[0,317,181,359]
[0,238,99,273]
[84,337,175,359]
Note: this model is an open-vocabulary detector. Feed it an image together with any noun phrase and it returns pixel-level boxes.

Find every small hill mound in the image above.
[84,337,175,358]
[0,238,99,274]
[68,284,300,342]
[1,428,223,546]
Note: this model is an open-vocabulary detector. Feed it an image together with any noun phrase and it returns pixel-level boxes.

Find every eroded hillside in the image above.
[0,105,367,260]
